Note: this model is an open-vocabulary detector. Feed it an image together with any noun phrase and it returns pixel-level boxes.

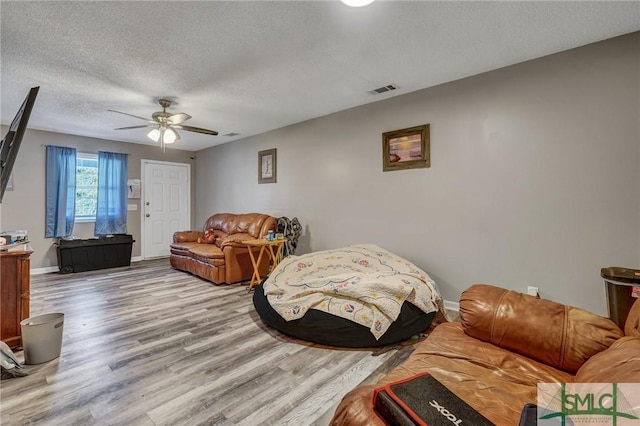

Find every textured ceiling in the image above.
[1,1,639,152]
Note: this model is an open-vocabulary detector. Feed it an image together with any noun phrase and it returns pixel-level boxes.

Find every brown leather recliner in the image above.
[170,213,276,284]
[331,284,640,426]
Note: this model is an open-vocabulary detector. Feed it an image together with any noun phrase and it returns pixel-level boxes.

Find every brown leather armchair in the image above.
[170,213,276,284]
[331,284,640,425]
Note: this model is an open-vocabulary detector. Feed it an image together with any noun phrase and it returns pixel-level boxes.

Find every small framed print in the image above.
[258,148,277,184]
[382,124,430,172]
[127,179,141,199]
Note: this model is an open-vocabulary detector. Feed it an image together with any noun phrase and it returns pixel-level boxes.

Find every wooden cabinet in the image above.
[1,248,32,349]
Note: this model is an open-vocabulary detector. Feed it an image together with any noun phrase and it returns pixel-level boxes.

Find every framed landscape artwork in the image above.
[258,148,277,184]
[382,124,430,172]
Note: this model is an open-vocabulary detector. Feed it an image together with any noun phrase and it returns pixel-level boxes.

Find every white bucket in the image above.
[20,313,64,364]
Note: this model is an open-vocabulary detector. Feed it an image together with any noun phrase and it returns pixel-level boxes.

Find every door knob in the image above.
[146,214,150,218]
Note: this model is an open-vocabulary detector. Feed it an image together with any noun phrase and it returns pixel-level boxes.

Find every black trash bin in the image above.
[601,267,640,329]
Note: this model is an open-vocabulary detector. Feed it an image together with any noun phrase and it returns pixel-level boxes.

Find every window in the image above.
[75,153,98,221]
[46,148,127,234]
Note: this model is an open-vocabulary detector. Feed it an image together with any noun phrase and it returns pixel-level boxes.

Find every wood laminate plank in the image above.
[1,259,425,425]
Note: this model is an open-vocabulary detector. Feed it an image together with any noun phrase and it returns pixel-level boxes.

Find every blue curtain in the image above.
[45,146,76,238]
[94,151,128,236]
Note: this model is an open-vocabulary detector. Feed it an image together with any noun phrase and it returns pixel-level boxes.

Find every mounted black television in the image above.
[0,86,39,203]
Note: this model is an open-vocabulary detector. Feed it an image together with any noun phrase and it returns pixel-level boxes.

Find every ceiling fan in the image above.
[108,98,218,148]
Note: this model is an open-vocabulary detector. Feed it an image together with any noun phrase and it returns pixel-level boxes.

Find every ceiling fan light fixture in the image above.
[163,128,178,144]
[147,128,161,142]
[110,98,218,150]
[341,0,375,7]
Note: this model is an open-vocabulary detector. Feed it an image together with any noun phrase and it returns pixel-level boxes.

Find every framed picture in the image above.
[258,148,277,184]
[127,179,141,199]
[382,124,430,172]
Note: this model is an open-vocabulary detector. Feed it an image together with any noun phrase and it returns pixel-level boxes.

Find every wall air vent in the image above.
[223,132,240,137]
[370,84,398,95]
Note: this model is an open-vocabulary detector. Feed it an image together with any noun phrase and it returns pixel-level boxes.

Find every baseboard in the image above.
[32,256,144,275]
[31,266,59,275]
[443,299,459,312]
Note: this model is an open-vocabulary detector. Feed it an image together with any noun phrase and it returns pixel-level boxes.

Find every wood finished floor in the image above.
[0,259,422,426]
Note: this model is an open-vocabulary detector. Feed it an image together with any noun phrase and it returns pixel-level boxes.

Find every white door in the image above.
[141,160,191,259]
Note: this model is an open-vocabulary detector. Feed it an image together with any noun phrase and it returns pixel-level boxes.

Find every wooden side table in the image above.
[244,239,286,292]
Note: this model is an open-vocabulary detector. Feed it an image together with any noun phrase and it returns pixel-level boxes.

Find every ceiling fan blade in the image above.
[167,113,191,124]
[172,124,219,136]
[114,125,156,130]
[108,109,153,122]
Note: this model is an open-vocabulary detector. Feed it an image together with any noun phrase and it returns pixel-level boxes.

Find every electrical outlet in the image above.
[527,286,539,297]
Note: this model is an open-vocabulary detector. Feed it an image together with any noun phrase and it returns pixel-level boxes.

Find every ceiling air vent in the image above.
[223,132,240,137]
[370,84,398,95]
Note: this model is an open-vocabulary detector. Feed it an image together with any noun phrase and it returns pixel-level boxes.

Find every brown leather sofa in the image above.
[170,213,276,284]
[331,284,640,425]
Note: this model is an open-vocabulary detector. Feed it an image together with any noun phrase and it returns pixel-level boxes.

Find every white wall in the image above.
[195,33,640,315]
[0,128,195,269]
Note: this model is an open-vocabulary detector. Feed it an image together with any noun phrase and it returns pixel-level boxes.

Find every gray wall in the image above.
[194,33,640,314]
[0,128,195,268]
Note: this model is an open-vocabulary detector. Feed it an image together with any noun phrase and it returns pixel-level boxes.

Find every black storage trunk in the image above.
[56,234,134,273]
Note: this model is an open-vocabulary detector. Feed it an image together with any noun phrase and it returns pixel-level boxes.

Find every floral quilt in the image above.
[263,244,444,340]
